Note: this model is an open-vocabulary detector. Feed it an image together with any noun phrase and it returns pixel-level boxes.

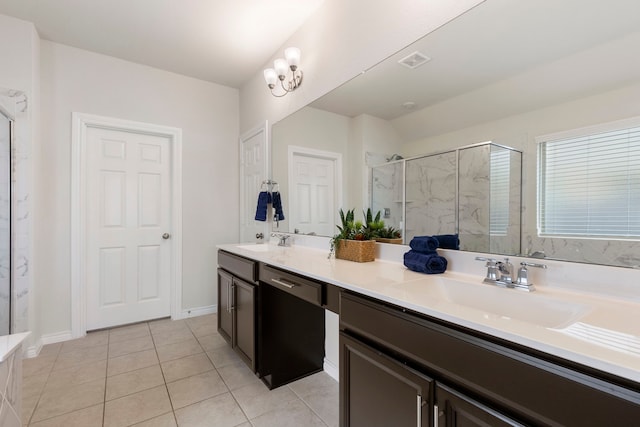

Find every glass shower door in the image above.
[0,112,10,335]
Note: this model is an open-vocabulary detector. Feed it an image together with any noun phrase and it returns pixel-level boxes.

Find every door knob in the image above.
[162,233,170,240]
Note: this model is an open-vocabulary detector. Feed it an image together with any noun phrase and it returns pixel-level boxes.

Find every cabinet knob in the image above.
[162,233,170,240]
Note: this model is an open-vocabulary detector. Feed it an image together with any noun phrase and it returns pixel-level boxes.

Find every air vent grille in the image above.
[398,51,431,69]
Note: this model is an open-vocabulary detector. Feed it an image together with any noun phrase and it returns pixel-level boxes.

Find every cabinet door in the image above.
[217,269,233,343]
[340,332,433,427]
[234,278,256,371]
[436,384,524,427]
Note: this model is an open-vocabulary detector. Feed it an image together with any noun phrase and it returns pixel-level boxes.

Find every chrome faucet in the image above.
[271,233,291,247]
[475,257,546,292]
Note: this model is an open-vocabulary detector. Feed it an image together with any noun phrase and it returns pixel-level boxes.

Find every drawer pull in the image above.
[271,278,297,289]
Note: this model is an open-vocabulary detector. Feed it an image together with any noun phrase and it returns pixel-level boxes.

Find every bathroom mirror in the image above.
[271,0,640,267]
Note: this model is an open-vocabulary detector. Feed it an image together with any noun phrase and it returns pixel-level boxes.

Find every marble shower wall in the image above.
[371,162,403,231]
[372,143,522,255]
[0,90,30,335]
[405,151,456,241]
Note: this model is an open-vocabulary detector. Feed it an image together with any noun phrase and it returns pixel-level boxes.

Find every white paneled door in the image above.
[240,123,268,243]
[289,149,340,237]
[85,127,172,330]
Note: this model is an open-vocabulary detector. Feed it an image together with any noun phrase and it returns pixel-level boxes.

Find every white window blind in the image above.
[538,122,640,238]
[490,149,510,236]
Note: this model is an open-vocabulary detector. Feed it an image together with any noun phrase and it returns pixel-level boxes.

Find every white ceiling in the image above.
[0,0,325,88]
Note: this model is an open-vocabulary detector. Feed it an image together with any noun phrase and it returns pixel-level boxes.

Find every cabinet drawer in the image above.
[259,263,323,306]
[218,250,257,283]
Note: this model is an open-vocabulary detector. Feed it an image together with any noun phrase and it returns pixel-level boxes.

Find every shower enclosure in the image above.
[0,111,11,335]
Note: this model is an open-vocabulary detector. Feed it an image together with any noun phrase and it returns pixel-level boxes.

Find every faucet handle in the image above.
[514,261,547,291]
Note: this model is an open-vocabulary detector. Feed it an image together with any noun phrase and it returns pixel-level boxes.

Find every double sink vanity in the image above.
[217,242,640,426]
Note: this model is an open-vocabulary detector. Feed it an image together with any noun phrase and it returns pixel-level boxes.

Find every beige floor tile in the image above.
[109,323,151,344]
[131,412,177,427]
[232,380,299,419]
[43,360,107,393]
[106,364,165,401]
[103,385,172,427]
[155,337,203,363]
[37,343,62,358]
[21,373,48,399]
[296,386,339,427]
[148,318,189,335]
[28,403,103,427]
[196,333,228,352]
[59,331,109,354]
[216,361,262,391]
[21,392,39,425]
[22,354,56,378]
[31,377,105,423]
[174,392,247,427]
[151,328,195,347]
[161,353,214,383]
[166,370,228,409]
[108,335,155,358]
[206,345,241,368]
[288,371,339,426]
[52,345,108,371]
[250,398,327,427]
[107,349,158,377]
[185,316,217,338]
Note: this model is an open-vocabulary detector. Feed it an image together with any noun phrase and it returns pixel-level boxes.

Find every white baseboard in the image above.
[180,304,217,319]
[25,330,73,358]
[323,357,339,382]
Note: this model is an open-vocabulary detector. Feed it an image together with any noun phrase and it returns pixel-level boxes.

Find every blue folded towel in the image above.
[403,250,448,274]
[272,191,285,221]
[433,234,460,250]
[255,191,271,221]
[409,236,439,253]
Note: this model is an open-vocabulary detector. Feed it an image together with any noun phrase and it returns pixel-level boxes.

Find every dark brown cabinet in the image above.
[340,332,432,427]
[217,251,258,371]
[435,384,523,427]
[340,291,640,427]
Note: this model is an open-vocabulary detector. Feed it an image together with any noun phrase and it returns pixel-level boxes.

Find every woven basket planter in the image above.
[335,239,376,262]
[375,238,403,245]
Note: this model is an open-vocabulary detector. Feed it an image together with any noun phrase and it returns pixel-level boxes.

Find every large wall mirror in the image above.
[271,0,640,268]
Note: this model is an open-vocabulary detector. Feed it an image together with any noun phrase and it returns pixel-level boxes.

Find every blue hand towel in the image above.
[433,234,460,250]
[409,236,439,254]
[254,191,271,221]
[403,250,448,274]
[272,191,285,221]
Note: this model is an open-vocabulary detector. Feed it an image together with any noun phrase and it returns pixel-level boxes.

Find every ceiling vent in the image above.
[398,51,431,69]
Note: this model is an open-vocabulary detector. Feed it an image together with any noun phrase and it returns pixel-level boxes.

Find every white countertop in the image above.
[218,243,640,384]
[0,332,30,362]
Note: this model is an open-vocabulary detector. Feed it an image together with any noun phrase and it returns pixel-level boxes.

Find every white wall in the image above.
[37,41,239,336]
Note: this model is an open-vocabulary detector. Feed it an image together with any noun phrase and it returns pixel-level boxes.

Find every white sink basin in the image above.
[236,244,273,252]
[430,277,590,329]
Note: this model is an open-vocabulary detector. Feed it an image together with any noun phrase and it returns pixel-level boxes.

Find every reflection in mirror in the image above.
[270,0,640,267]
[371,142,522,255]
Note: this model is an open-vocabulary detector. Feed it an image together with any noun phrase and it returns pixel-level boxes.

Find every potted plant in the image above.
[329,209,376,262]
[364,208,403,244]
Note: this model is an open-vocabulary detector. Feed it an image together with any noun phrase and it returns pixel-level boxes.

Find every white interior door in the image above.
[240,123,268,243]
[288,147,341,236]
[85,127,172,330]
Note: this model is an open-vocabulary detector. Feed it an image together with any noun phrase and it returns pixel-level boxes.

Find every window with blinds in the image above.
[490,148,511,236]
[537,120,640,238]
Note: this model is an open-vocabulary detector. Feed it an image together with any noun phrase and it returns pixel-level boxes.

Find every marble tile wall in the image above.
[371,162,403,231]
[0,90,30,335]
[404,151,457,241]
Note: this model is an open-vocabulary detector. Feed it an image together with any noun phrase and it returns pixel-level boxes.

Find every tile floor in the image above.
[21,314,338,427]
